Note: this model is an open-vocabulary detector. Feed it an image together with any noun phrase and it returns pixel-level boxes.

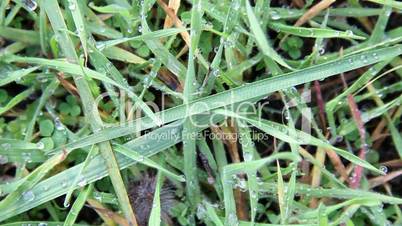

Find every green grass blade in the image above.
[0,88,34,115]
[63,184,93,226]
[114,144,185,182]
[245,0,292,69]
[148,172,162,226]
[0,27,40,45]
[269,22,365,40]
[0,66,39,86]
[367,0,402,10]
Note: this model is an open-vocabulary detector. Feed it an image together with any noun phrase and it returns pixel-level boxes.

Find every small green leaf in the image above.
[289,49,301,59]
[39,119,54,137]
[66,95,77,105]
[39,137,54,151]
[58,102,70,114]
[70,105,81,117]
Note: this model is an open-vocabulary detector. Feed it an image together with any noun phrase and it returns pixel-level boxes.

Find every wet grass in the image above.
[0,0,402,225]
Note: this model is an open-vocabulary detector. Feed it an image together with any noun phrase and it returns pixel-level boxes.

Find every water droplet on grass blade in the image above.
[36,141,45,150]
[270,10,281,20]
[68,2,76,10]
[23,0,38,11]
[345,30,354,36]
[0,155,8,164]
[78,177,87,187]
[380,165,388,174]
[22,190,35,201]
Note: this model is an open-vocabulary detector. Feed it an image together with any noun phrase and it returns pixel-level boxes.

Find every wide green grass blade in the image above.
[37,44,402,157]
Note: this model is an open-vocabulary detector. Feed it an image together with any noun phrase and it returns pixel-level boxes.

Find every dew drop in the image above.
[228,213,239,226]
[270,10,281,20]
[23,0,38,11]
[68,2,76,10]
[22,190,35,202]
[319,47,325,55]
[36,142,45,150]
[345,30,354,36]
[360,55,368,64]
[335,135,343,143]
[54,118,65,130]
[78,177,87,187]
[137,155,144,162]
[0,155,8,164]
[380,165,388,174]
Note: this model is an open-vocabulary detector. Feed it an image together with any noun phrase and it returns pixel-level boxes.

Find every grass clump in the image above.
[0,0,402,225]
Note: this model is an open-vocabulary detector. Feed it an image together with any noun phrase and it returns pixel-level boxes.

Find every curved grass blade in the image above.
[245,0,292,69]
[63,184,93,226]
